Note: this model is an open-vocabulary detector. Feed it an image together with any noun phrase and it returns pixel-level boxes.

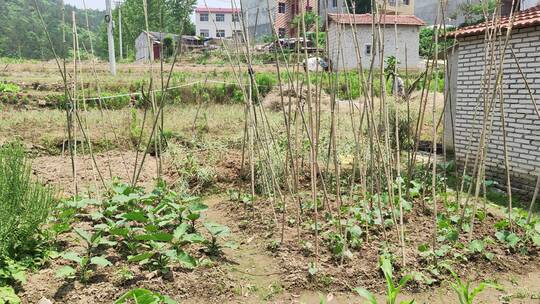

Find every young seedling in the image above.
[355,256,414,304]
[183,200,208,233]
[56,228,113,282]
[442,265,496,304]
[114,288,176,304]
[203,222,231,256]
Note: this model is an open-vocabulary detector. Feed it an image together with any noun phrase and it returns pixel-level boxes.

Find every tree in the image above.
[291,11,321,33]
[457,0,497,27]
[419,26,455,58]
[0,0,103,60]
[346,0,372,14]
[166,0,197,35]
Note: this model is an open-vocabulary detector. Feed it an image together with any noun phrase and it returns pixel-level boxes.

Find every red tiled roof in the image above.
[448,5,540,38]
[328,13,426,26]
[195,7,240,14]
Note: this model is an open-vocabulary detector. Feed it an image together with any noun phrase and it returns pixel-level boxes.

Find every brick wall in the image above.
[448,25,540,202]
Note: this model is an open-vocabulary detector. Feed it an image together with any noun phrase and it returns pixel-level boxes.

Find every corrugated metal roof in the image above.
[328,13,426,26]
[448,5,540,38]
[195,7,240,14]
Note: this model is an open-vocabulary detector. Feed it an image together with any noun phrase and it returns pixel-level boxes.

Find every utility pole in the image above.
[118,1,123,60]
[106,0,116,75]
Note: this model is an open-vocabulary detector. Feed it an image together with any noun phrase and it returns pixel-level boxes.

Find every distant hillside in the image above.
[0,0,104,59]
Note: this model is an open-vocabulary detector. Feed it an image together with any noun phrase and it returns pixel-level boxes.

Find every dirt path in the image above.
[201,195,286,303]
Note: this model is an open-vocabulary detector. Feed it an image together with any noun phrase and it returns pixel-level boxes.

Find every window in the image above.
[403,0,410,4]
[199,13,209,21]
[278,28,286,38]
[305,5,313,11]
[216,13,225,22]
[292,3,298,14]
[216,29,226,38]
[365,44,372,55]
[388,0,396,5]
[278,2,286,13]
[232,13,240,22]
[332,0,338,8]
[200,29,209,37]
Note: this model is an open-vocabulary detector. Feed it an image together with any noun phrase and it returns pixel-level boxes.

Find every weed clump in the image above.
[0,142,55,256]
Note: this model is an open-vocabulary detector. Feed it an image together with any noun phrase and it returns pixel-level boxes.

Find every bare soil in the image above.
[31,151,169,196]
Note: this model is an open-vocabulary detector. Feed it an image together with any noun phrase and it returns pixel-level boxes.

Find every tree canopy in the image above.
[0,0,103,59]
[0,0,196,60]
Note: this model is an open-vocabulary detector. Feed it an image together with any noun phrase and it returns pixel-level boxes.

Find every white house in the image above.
[326,13,425,70]
[195,7,242,39]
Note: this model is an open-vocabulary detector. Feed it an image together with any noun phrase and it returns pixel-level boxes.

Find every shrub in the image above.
[0,83,20,93]
[255,73,276,98]
[0,142,55,256]
[383,104,416,151]
[419,27,455,59]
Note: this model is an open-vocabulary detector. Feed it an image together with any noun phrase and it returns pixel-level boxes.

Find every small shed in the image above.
[326,13,425,70]
[445,5,540,201]
[135,31,205,62]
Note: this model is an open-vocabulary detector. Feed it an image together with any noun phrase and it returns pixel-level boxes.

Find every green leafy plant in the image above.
[0,83,20,93]
[355,256,414,304]
[115,288,176,304]
[203,222,231,255]
[0,286,20,304]
[0,257,26,287]
[495,230,521,249]
[56,228,113,282]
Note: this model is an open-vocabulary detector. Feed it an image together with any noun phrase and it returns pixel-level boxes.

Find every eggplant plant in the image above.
[115,288,177,304]
[183,199,208,232]
[203,222,231,255]
[56,228,113,282]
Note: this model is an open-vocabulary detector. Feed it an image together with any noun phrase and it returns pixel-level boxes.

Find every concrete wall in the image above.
[446,26,540,201]
[135,33,150,62]
[319,0,347,18]
[522,0,540,9]
[378,0,415,15]
[241,0,276,41]
[195,12,242,38]
[327,23,421,70]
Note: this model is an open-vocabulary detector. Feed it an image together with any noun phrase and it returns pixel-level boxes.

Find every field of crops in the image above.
[1,59,539,304]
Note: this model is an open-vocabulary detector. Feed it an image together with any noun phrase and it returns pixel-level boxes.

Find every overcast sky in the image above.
[64,0,237,11]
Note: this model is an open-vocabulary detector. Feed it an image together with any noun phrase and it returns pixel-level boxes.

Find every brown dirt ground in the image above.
[31,151,169,197]
[262,84,332,112]
[215,193,540,303]
[19,152,540,303]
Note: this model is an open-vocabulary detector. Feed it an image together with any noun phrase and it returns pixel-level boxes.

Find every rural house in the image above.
[195,7,242,39]
[444,5,540,200]
[135,31,204,62]
[240,0,318,40]
[326,13,425,70]
[321,0,414,20]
